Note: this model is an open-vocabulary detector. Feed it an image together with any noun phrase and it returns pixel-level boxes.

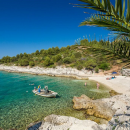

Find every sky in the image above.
[0,0,115,59]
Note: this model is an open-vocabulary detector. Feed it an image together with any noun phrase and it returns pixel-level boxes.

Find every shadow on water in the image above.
[27,121,42,130]
[56,95,61,98]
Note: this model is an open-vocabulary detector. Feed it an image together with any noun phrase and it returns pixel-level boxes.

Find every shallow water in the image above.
[0,71,110,130]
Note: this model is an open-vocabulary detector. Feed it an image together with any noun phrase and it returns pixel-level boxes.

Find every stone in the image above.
[37,114,106,130]
[73,94,115,121]
[109,90,121,96]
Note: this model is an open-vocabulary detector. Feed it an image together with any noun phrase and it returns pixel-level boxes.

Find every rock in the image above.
[109,90,121,96]
[73,95,115,121]
[37,114,106,130]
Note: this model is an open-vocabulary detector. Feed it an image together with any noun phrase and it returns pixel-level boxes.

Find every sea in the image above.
[0,71,110,130]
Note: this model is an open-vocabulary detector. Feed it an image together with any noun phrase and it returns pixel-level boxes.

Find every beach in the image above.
[0,64,130,95]
[89,76,130,95]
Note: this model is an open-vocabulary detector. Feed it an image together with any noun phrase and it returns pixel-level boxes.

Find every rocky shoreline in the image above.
[1,64,130,130]
[27,94,130,130]
[0,64,93,80]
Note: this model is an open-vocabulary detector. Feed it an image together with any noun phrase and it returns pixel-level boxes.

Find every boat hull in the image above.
[32,90,57,98]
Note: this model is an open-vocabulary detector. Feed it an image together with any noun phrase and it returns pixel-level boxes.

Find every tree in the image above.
[19,53,23,59]
[44,57,53,66]
[74,0,130,40]
[29,61,35,67]
[55,54,62,62]
[63,57,72,64]
[54,46,60,54]
[19,59,29,66]
[40,49,44,54]
[48,48,54,55]
[35,50,40,56]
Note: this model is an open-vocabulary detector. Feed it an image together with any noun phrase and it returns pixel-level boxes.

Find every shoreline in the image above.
[1,64,130,130]
[0,64,130,95]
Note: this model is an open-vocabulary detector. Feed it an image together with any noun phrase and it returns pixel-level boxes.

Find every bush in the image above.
[85,59,97,69]
[77,65,83,70]
[63,57,71,64]
[14,61,18,66]
[99,63,110,70]
[20,59,29,66]
[55,54,62,62]
[57,60,63,65]
[95,66,99,73]
[44,57,54,66]
[29,61,35,67]
[74,52,81,58]
[48,64,56,68]
[70,63,76,68]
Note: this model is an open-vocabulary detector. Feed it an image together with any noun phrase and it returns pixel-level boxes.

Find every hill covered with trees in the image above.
[0,39,130,72]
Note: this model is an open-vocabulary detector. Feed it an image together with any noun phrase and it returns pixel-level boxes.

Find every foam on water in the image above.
[0,71,110,130]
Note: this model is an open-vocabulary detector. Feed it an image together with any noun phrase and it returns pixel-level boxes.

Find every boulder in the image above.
[109,90,121,96]
[37,114,106,130]
[73,94,115,121]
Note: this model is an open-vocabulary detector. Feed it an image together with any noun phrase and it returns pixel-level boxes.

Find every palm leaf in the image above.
[73,0,130,39]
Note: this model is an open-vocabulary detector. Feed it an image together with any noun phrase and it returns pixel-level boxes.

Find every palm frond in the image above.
[73,0,130,39]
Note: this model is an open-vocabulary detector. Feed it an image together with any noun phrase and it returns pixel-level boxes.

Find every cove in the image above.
[0,71,110,130]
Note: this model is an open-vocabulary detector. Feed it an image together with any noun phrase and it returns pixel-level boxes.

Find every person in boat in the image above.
[45,86,49,93]
[38,85,41,93]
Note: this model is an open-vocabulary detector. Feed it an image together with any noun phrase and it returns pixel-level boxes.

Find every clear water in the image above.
[0,71,110,130]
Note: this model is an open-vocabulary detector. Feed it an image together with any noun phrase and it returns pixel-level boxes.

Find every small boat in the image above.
[32,86,58,98]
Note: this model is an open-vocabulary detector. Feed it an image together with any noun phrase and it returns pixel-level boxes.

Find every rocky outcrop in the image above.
[109,90,121,96]
[27,94,130,130]
[73,94,115,121]
[28,114,106,130]
[122,69,130,76]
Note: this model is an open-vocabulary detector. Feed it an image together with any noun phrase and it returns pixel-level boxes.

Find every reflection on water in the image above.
[0,71,110,130]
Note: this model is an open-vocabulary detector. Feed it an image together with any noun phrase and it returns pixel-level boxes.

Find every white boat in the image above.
[32,88,58,98]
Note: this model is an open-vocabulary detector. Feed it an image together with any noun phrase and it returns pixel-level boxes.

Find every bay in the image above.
[0,71,110,130]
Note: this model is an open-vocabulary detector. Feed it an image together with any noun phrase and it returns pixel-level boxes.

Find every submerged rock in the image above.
[73,94,115,121]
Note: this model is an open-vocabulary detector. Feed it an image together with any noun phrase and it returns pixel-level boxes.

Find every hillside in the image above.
[0,39,130,73]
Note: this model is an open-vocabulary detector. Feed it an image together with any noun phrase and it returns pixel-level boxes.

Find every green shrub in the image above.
[48,64,56,68]
[95,66,99,73]
[70,63,76,68]
[77,65,83,70]
[85,59,97,69]
[29,61,35,67]
[14,61,18,66]
[44,57,50,66]
[20,59,29,66]
[99,63,110,70]
[57,60,63,65]
[63,57,71,64]
[74,52,81,58]
[55,54,62,62]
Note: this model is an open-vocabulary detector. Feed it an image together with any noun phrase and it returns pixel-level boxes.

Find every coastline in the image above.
[0,64,130,95]
[1,64,130,130]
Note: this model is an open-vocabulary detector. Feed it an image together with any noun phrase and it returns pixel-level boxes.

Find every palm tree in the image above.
[73,0,130,40]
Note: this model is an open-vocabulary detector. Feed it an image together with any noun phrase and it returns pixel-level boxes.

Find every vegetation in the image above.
[74,0,130,40]
[0,39,129,71]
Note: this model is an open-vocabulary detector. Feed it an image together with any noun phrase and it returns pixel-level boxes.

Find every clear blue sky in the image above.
[0,0,114,59]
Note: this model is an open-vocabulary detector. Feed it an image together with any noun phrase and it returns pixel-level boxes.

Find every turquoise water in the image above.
[0,71,110,130]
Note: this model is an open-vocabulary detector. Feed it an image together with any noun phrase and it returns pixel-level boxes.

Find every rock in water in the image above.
[109,90,121,96]
[73,94,115,121]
